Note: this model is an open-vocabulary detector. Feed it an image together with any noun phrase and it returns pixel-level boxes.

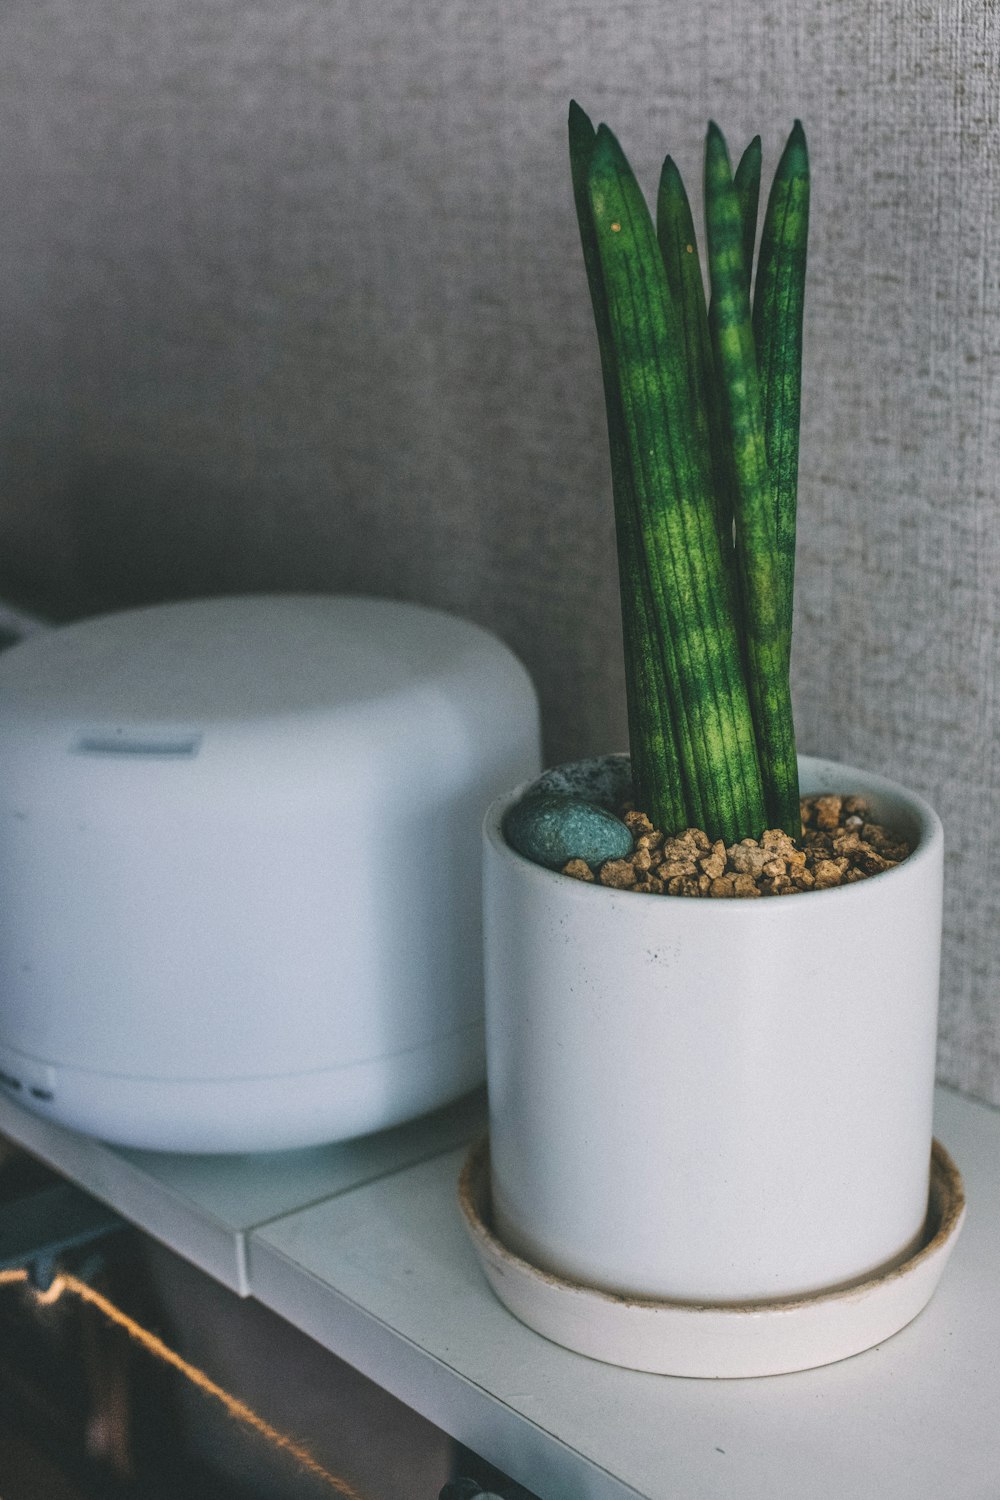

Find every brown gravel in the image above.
[560,794,912,897]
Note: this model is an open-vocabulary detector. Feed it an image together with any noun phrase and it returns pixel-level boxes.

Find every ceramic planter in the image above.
[481,754,945,1312]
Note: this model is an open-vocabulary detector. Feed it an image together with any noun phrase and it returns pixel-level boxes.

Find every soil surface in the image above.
[560,793,912,897]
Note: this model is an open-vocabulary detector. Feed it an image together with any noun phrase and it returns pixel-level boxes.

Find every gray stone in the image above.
[502,792,634,871]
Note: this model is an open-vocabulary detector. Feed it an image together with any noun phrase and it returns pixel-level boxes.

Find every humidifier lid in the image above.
[0,592,493,730]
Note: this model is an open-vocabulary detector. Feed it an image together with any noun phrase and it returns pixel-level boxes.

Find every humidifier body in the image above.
[0,595,540,1152]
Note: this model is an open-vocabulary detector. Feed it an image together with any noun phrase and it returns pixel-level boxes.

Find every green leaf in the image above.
[656,154,764,833]
[570,102,689,830]
[705,121,799,835]
[753,120,809,677]
[733,135,762,296]
[582,120,765,842]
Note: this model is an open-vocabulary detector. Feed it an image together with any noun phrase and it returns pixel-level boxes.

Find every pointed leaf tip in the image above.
[592,120,625,168]
[705,120,733,177]
[742,135,762,166]
[780,119,809,174]
[735,135,762,185]
[568,99,597,161]
[658,154,682,190]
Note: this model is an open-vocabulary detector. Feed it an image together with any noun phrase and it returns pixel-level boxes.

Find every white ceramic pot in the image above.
[482,754,943,1305]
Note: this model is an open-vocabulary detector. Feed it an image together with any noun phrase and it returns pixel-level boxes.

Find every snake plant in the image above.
[569,106,809,844]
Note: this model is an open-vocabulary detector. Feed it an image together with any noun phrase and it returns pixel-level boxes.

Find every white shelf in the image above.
[2,1085,997,1499]
[0,1087,486,1292]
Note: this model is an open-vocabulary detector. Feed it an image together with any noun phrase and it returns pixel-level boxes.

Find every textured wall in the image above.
[1,0,999,1102]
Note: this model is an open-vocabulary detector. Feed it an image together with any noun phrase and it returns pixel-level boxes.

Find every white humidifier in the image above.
[0,594,540,1152]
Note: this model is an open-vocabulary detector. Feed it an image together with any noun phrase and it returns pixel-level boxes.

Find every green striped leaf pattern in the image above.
[569,105,808,841]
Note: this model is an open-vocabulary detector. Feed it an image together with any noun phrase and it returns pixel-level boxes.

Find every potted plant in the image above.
[461,108,963,1378]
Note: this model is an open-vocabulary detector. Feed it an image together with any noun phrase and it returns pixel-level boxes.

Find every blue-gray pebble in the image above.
[502,793,634,871]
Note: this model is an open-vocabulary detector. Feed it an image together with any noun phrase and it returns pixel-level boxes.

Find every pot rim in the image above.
[483,751,942,910]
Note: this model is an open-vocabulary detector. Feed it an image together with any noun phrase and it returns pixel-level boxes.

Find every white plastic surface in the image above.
[0,1021,484,1153]
[247,1088,993,1500]
[0,595,540,1150]
[0,1085,994,1499]
[483,755,944,1302]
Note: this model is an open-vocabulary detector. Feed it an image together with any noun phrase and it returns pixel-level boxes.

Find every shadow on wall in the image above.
[66,459,260,612]
[63,455,415,616]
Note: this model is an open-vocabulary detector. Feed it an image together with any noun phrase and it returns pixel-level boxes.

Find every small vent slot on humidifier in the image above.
[74,733,202,759]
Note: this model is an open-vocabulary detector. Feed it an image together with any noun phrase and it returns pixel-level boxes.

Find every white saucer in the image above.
[458,1136,965,1378]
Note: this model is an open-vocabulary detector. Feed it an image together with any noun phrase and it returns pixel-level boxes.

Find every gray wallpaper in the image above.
[1,0,999,1103]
